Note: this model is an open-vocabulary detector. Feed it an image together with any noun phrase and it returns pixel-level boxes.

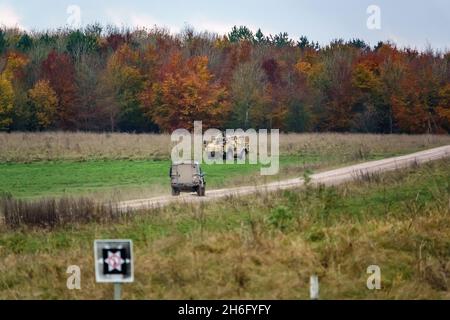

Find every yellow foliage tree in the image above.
[352,63,381,92]
[2,52,28,81]
[100,43,157,131]
[295,61,312,75]
[295,59,325,89]
[28,80,58,129]
[0,53,29,130]
[0,76,14,129]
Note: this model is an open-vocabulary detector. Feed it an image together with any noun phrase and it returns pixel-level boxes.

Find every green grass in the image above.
[0,155,323,199]
[0,150,415,200]
[0,160,449,299]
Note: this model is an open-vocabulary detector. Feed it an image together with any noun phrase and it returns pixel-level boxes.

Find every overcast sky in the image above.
[0,0,449,50]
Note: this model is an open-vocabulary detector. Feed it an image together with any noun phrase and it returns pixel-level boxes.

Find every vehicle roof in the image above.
[171,160,200,166]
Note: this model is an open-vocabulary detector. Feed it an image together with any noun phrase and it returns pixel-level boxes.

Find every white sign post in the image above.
[310,275,319,300]
[94,240,134,300]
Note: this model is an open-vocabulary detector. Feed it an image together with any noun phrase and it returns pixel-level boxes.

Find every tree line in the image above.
[0,25,449,133]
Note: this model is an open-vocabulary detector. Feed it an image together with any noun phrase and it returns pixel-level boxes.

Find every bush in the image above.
[268,205,293,230]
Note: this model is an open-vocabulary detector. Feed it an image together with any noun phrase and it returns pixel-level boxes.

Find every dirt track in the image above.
[117,145,450,212]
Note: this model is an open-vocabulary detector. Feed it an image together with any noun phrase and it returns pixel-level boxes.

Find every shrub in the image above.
[268,205,293,230]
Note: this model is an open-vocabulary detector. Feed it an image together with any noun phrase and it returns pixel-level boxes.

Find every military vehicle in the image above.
[205,133,249,160]
[170,161,206,196]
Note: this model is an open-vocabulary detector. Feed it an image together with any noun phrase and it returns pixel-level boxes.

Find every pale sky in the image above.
[0,0,449,51]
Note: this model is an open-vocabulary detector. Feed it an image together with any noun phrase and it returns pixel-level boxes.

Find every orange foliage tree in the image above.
[141,53,230,132]
[390,57,435,133]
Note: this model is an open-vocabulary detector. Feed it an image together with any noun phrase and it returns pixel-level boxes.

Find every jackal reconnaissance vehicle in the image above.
[204,133,249,160]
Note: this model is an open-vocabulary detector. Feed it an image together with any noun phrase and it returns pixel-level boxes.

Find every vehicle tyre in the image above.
[225,148,234,160]
[172,187,180,196]
[197,185,206,197]
[238,149,246,160]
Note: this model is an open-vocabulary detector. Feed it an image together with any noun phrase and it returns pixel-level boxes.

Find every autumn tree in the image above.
[41,50,77,129]
[436,84,450,131]
[297,46,355,131]
[104,32,127,51]
[214,39,253,87]
[322,47,358,131]
[102,43,158,132]
[390,51,441,134]
[0,76,14,130]
[391,95,429,133]
[0,52,28,130]
[391,72,429,133]
[351,54,384,132]
[375,45,404,133]
[75,53,114,131]
[2,52,28,80]
[229,60,266,128]
[261,58,290,129]
[282,55,311,132]
[141,53,229,131]
[28,80,58,129]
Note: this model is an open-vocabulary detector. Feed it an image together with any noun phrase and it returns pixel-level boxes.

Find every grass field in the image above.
[0,155,316,199]
[0,159,449,299]
[1,133,449,200]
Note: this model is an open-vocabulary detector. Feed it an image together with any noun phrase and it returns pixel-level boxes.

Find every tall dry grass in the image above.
[0,196,128,229]
[0,132,171,162]
[280,133,450,159]
[0,132,449,162]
